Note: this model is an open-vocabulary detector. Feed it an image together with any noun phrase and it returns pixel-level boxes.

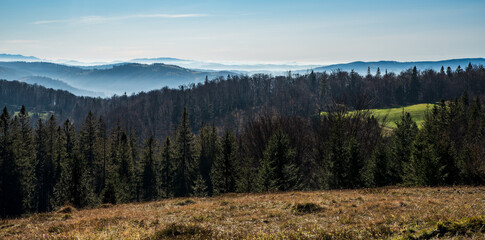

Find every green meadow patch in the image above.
[363,103,434,128]
[322,103,434,129]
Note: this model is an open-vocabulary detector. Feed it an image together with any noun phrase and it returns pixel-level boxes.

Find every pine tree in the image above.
[346,137,364,187]
[192,173,208,197]
[173,108,197,197]
[198,124,219,195]
[79,111,98,195]
[259,129,298,191]
[160,136,174,197]
[96,117,108,195]
[367,141,393,187]
[211,129,236,194]
[65,119,95,208]
[0,107,24,217]
[117,132,136,202]
[236,157,259,193]
[408,66,420,103]
[53,124,70,208]
[141,136,159,201]
[393,111,418,182]
[34,118,51,212]
[15,106,36,213]
[258,154,276,192]
[407,131,441,186]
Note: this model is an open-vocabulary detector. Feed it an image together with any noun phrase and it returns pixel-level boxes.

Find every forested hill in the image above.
[0,61,234,96]
[1,63,485,139]
[309,58,485,76]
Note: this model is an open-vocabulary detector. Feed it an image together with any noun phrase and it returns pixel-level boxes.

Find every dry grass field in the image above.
[1,187,485,239]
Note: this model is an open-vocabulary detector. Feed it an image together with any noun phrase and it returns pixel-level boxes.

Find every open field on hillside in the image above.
[366,103,433,128]
[1,187,485,239]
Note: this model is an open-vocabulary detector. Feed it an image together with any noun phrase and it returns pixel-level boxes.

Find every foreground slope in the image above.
[1,187,484,239]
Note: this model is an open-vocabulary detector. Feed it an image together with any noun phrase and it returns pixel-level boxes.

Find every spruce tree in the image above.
[141,136,159,201]
[65,119,95,208]
[34,118,51,212]
[211,129,236,194]
[393,111,418,182]
[259,129,298,191]
[173,108,197,197]
[16,106,36,213]
[117,132,136,202]
[198,124,219,195]
[192,173,208,197]
[0,107,24,217]
[79,111,98,194]
[160,136,174,197]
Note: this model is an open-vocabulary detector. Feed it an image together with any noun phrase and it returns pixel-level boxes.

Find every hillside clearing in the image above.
[366,103,433,128]
[1,187,484,239]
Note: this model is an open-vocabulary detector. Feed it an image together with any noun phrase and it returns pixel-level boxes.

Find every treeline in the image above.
[2,92,485,218]
[1,63,484,139]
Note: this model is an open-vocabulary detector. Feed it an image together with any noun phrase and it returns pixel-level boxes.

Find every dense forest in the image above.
[1,64,485,217]
[1,63,485,140]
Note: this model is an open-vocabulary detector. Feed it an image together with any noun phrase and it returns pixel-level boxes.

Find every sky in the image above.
[1,0,484,64]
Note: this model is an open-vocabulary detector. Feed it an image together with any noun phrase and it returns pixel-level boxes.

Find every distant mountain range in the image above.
[0,61,234,97]
[18,76,104,97]
[1,53,484,97]
[306,58,485,75]
[0,53,41,62]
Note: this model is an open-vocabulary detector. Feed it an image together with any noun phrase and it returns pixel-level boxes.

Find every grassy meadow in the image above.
[365,103,433,129]
[1,187,484,239]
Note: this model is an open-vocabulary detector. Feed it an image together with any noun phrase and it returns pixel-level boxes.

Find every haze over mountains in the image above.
[1,53,484,97]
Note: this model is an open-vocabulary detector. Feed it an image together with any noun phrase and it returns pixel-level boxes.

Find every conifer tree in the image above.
[0,107,24,217]
[211,129,236,194]
[258,153,276,192]
[117,132,136,202]
[160,136,174,197]
[16,106,36,212]
[34,118,50,212]
[393,111,418,182]
[79,111,98,194]
[408,66,420,103]
[198,124,219,195]
[174,107,197,197]
[407,131,441,186]
[236,157,259,193]
[64,119,95,208]
[259,129,298,191]
[53,124,69,208]
[141,136,159,201]
[192,173,208,197]
[95,117,108,195]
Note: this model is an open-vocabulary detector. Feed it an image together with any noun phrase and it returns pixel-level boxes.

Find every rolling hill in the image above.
[0,61,234,96]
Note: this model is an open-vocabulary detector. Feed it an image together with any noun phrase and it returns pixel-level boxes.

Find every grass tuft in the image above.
[152,223,212,239]
[175,199,196,206]
[292,202,323,214]
[56,205,77,214]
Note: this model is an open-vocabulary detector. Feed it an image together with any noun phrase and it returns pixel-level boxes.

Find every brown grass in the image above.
[1,186,485,239]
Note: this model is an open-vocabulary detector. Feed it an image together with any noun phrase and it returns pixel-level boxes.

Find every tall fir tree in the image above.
[393,111,418,183]
[198,124,219,195]
[15,106,36,213]
[141,136,159,201]
[211,129,236,194]
[79,111,98,194]
[160,136,174,197]
[174,107,197,197]
[117,132,136,202]
[259,129,299,191]
[0,107,24,217]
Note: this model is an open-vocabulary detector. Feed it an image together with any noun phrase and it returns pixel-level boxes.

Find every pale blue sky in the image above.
[1,0,484,64]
